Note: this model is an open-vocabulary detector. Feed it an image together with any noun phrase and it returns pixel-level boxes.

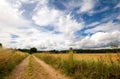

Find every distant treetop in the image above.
[69,47,73,50]
[0,43,2,47]
[29,47,37,54]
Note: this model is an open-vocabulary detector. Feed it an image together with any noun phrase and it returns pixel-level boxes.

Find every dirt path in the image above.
[33,55,69,79]
[9,56,30,79]
[8,55,69,79]
[28,55,53,79]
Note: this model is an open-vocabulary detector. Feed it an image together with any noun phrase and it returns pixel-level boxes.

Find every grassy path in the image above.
[9,56,30,79]
[33,55,69,79]
[27,55,53,79]
[8,55,69,79]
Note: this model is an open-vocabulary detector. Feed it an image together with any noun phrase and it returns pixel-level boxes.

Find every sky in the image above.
[0,0,120,50]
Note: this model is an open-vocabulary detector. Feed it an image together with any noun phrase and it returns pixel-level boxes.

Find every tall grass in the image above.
[34,52,120,79]
[68,48,74,68]
[0,48,28,79]
[28,55,33,77]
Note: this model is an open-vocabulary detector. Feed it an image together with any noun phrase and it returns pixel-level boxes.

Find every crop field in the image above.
[34,52,120,79]
[0,47,120,79]
[47,53,120,64]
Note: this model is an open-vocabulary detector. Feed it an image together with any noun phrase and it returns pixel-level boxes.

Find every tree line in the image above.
[17,48,120,54]
[0,43,120,54]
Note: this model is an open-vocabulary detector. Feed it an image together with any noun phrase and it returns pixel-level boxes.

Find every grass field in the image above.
[48,53,120,64]
[34,52,120,79]
[0,48,28,79]
[0,47,120,79]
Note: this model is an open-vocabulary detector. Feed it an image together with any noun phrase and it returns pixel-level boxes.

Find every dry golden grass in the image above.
[74,53,119,63]
[0,48,14,65]
[0,48,28,65]
[42,53,120,64]
[34,53,120,79]
[0,48,29,78]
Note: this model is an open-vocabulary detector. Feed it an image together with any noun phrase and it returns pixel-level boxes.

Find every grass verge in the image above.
[0,48,28,79]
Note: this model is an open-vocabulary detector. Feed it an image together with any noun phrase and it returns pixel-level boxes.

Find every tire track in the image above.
[9,56,30,79]
[33,55,69,79]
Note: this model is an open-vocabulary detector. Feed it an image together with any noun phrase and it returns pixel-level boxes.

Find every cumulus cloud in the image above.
[0,0,29,27]
[77,31,120,48]
[0,0,120,50]
[0,0,31,47]
[56,14,83,39]
[32,0,84,49]
[79,13,120,48]
[32,6,62,26]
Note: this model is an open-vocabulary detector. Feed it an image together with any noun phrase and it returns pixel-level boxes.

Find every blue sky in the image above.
[0,0,120,50]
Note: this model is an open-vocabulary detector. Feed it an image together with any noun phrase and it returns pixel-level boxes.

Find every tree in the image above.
[29,47,37,54]
[0,43,2,47]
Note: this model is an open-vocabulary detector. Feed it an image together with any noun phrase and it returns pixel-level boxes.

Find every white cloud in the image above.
[85,21,120,33]
[0,0,119,50]
[62,0,96,13]
[15,0,40,4]
[89,7,109,16]
[0,0,72,50]
[0,0,30,28]
[0,0,31,48]
[80,0,95,12]
[87,22,100,28]
[32,6,62,26]
[32,0,84,49]
[56,14,83,39]
[115,3,120,8]
[18,28,66,50]
[63,0,82,10]
[77,31,120,48]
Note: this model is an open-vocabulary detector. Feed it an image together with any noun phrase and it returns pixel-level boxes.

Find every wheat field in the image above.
[37,53,120,64]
